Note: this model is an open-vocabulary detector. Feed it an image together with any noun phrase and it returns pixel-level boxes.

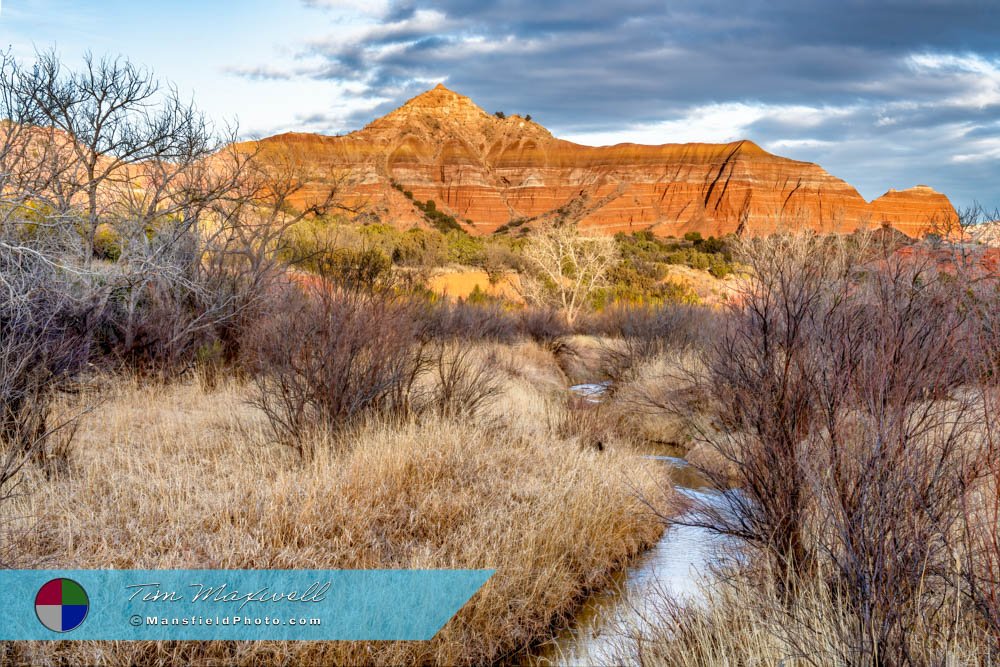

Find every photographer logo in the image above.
[35,578,89,633]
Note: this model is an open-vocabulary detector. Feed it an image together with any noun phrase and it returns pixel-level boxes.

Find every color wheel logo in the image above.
[35,578,89,633]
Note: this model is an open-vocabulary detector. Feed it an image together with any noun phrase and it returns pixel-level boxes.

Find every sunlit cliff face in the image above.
[237,84,958,237]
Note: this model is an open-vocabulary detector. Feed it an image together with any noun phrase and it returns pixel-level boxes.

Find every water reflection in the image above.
[529,458,731,666]
[568,382,612,402]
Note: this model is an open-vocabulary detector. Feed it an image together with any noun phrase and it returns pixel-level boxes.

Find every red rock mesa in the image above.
[241,84,958,237]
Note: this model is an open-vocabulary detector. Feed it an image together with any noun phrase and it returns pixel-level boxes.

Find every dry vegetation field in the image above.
[5,50,1000,667]
[1,342,670,666]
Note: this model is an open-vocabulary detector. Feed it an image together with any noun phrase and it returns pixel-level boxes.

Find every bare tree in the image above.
[689,233,855,578]
[0,242,99,565]
[481,243,517,286]
[518,222,618,325]
[6,51,221,263]
[0,49,360,374]
[958,277,1000,649]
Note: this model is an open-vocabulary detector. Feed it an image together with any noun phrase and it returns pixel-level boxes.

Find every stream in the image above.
[529,386,732,666]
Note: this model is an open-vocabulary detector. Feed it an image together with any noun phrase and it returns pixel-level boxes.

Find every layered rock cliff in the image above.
[243,84,957,237]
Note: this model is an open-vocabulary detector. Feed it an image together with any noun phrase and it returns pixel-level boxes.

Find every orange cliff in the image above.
[239,84,958,238]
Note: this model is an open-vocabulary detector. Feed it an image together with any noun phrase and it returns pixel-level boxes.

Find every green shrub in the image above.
[700,235,727,254]
[590,259,699,308]
[612,230,735,283]
[319,247,394,291]
[393,228,448,266]
[445,232,486,265]
[708,254,733,279]
[93,225,122,261]
[464,284,498,306]
[414,199,465,234]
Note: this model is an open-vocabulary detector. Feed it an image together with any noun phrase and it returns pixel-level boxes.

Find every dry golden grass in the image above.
[553,335,608,385]
[611,353,702,446]
[658,265,739,306]
[604,353,719,461]
[2,342,670,666]
[610,567,992,666]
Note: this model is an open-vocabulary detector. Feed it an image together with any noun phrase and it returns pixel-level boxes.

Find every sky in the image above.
[1,0,998,210]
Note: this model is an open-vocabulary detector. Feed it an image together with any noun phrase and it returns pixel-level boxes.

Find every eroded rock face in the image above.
[970,221,1000,246]
[242,84,957,237]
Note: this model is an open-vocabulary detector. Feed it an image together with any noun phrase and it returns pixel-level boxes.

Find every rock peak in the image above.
[731,139,768,157]
[362,84,488,131]
[361,83,553,143]
[400,84,477,110]
[877,184,945,199]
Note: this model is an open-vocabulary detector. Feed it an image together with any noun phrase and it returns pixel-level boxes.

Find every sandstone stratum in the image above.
[242,84,957,237]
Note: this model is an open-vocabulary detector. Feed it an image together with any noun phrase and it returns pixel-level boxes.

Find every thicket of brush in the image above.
[0,49,664,493]
[618,231,1000,665]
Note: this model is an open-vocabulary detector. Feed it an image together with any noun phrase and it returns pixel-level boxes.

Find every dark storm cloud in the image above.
[296,0,1000,123]
[244,0,1000,207]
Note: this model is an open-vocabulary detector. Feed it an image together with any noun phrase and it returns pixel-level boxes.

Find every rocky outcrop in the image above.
[870,186,959,237]
[242,84,958,237]
[969,221,1000,246]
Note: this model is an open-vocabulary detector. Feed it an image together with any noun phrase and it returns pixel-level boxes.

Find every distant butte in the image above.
[238,85,958,237]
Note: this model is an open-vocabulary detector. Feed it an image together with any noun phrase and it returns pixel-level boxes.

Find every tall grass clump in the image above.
[615,563,992,666]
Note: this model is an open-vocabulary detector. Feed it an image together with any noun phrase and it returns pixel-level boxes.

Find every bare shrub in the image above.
[0,250,92,451]
[579,303,711,343]
[675,231,984,662]
[519,307,570,344]
[421,300,519,343]
[248,284,509,451]
[587,304,719,385]
[0,50,355,379]
[422,342,503,419]
[800,256,980,661]
[962,393,1000,650]
[959,281,1000,648]
[0,248,95,565]
[246,283,427,452]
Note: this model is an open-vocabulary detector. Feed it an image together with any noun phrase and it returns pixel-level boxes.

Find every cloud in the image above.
[952,136,1000,163]
[562,103,859,146]
[906,53,1000,108]
[301,0,392,15]
[228,0,1000,208]
[225,65,299,81]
